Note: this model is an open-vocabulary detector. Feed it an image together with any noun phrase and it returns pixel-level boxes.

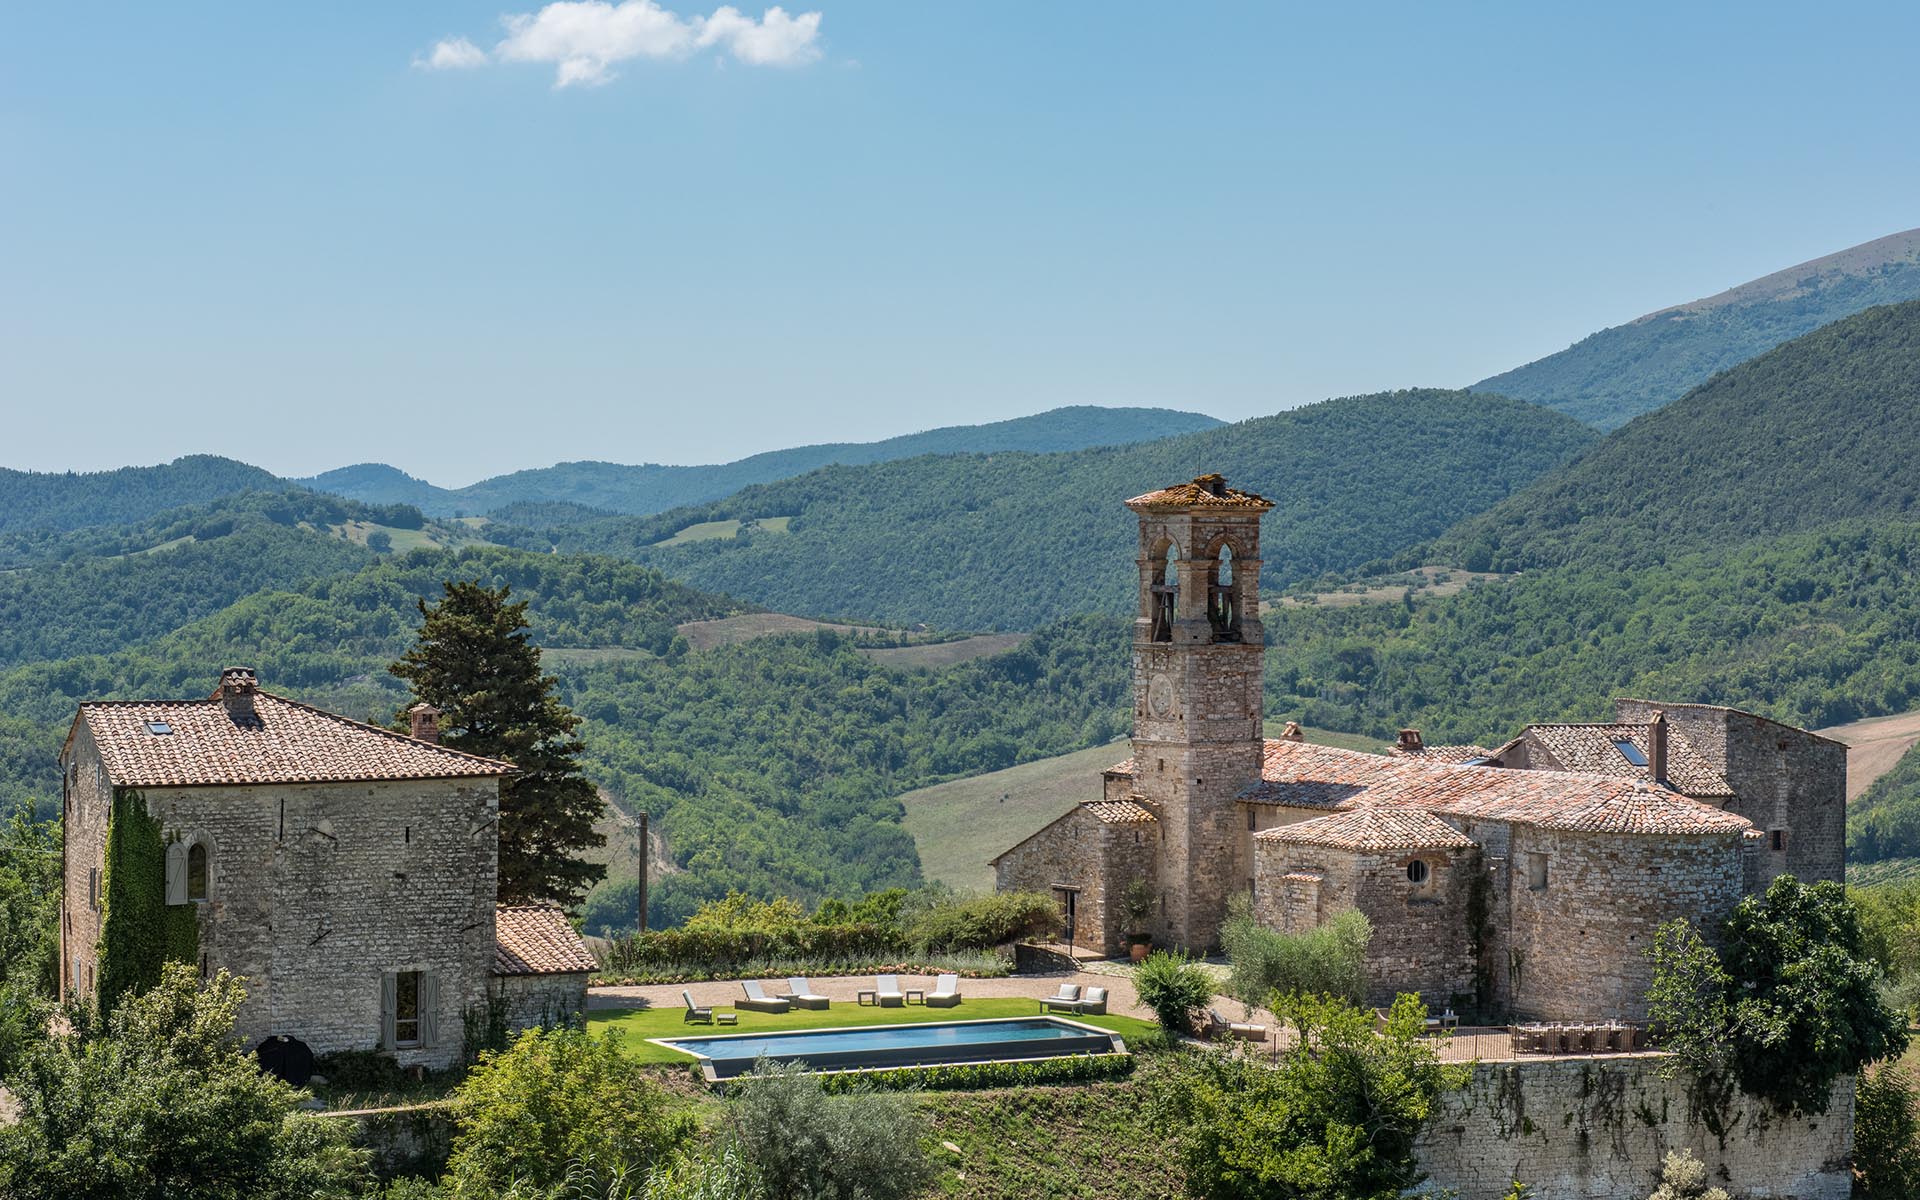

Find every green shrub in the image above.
[642,1144,757,1200]
[1855,1064,1920,1198]
[0,964,370,1200]
[597,925,909,974]
[446,1027,695,1198]
[1645,1149,1730,1200]
[724,1059,936,1200]
[592,950,1009,986]
[1219,894,1370,1008]
[809,1052,1133,1094]
[1133,951,1217,1035]
[905,890,1059,953]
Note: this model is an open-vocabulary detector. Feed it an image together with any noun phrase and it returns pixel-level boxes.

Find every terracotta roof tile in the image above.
[1084,799,1157,824]
[1243,739,1752,838]
[1105,758,1136,776]
[1259,806,1475,852]
[1388,744,1492,764]
[73,691,516,788]
[1125,474,1274,512]
[493,905,598,976]
[1520,723,1734,798]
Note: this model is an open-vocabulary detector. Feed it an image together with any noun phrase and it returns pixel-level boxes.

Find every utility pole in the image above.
[637,810,650,935]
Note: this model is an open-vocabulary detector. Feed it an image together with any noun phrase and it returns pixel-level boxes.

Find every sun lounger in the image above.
[683,989,736,1025]
[780,977,831,1010]
[739,981,792,1014]
[1039,983,1083,1014]
[871,973,906,1007]
[1206,1008,1267,1043]
[1075,986,1108,1015]
[925,973,962,1008]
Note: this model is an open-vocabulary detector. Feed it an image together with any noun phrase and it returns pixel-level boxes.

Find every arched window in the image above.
[1405,859,1430,885]
[187,840,210,902]
[1150,541,1178,642]
[1208,542,1241,641]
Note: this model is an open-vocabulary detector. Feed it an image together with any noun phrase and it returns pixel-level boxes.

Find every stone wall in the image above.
[1615,700,1846,886]
[1504,825,1744,1022]
[494,971,589,1033]
[1253,836,1475,1010]
[134,775,500,1070]
[57,722,114,1003]
[1415,1057,1855,1200]
[994,805,1158,956]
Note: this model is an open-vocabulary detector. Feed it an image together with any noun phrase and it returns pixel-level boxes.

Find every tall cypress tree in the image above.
[391,580,606,908]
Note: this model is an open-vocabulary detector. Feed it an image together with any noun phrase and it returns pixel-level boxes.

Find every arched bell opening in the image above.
[1207,541,1242,642]
[1149,539,1179,643]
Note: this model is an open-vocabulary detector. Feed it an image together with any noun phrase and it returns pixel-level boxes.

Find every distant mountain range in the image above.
[1474,227,1920,429]
[510,390,1598,630]
[299,405,1226,517]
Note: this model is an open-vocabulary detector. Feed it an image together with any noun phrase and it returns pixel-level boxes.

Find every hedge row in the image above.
[809,1052,1135,1094]
[597,924,907,973]
[591,951,1010,987]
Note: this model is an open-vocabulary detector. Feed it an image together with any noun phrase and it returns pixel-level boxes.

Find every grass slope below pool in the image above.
[587,998,1156,1066]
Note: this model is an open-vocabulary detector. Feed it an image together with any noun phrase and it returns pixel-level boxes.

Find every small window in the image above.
[187,842,209,902]
[1406,859,1430,885]
[1771,829,1787,853]
[395,970,422,1046]
[1612,739,1647,767]
[145,721,173,736]
[89,867,100,911]
[1246,811,1257,832]
[1527,852,1549,891]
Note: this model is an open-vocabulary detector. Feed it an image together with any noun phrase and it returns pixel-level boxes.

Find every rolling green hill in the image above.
[1474,228,1920,430]
[301,405,1226,517]
[513,390,1598,631]
[1439,300,1920,573]
[0,455,281,534]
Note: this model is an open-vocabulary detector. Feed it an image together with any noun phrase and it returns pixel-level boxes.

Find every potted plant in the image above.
[1119,880,1156,962]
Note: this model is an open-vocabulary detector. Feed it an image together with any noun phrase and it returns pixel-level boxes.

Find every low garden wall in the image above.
[1414,1056,1854,1200]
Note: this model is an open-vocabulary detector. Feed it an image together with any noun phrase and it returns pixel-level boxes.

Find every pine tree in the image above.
[391,580,606,908]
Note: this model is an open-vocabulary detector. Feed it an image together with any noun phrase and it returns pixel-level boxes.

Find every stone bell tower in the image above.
[1125,474,1272,950]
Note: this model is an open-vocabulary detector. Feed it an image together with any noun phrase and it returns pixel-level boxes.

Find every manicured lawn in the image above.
[588,998,1158,1066]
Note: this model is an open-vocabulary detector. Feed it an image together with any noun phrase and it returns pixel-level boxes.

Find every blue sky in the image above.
[3,1,1915,484]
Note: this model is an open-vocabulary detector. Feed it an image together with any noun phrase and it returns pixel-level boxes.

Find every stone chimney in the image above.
[1196,472,1228,498]
[408,703,442,744]
[1647,711,1668,783]
[1281,721,1305,742]
[1397,728,1424,754]
[218,667,259,723]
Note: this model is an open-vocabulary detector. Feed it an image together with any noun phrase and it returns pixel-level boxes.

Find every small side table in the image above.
[716,1011,739,1026]
[904,989,926,1005]
[857,990,878,1006]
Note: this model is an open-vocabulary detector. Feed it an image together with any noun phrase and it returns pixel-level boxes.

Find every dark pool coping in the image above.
[649,1015,1127,1084]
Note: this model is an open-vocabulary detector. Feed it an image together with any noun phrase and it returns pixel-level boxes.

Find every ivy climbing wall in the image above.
[1414,1057,1855,1200]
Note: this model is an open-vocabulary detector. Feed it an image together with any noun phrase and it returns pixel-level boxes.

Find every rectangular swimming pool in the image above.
[654,1016,1125,1081]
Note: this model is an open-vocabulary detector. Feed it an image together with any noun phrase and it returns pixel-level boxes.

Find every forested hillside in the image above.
[0,455,280,534]
[509,390,1597,631]
[303,405,1225,517]
[1439,301,1920,572]
[1265,520,1920,746]
[1850,739,1920,876]
[0,543,1130,925]
[1475,228,1920,429]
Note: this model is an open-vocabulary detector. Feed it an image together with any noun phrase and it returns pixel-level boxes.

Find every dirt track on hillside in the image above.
[1819,709,1920,800]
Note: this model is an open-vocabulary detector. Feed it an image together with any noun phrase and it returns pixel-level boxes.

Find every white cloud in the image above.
[417,36,488,70]
[421,1,823,87]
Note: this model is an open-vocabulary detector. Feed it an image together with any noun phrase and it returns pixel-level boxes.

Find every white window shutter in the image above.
[380,972,398,1050]
[164,842,188,906]
[420,972,441,1048]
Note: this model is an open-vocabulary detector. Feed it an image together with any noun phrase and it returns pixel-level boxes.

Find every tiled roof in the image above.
[494,905,599,976]
[1125,474,1274,512]
[1085,799,1157,824]
[72,691,516,788]
[1520,723,1734,798]
[1389,744,1492,764]
[1104,758,1135,776]
[1260,806,1475,852]
[1242,739,1752,838]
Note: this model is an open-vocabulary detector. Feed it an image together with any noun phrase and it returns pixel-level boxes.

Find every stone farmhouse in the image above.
[58,668,596,1070]
[993,475,1845,1022]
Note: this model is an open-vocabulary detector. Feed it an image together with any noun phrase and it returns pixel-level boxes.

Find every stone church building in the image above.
[59,668,596,1070]
[993,475,1845,1021]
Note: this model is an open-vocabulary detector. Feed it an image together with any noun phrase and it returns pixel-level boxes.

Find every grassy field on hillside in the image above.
[674,612,881,650]
[900,723,1388,891]
[858,634,1027,669]
[587,999,1155,1065]
[655,515,793,547]
[1273,564,1509,609]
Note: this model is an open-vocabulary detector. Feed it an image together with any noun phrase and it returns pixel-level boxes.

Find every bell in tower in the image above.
[1123,473,1273,949]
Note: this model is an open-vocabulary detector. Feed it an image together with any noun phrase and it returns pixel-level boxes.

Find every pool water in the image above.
[657,1017,1123,1080]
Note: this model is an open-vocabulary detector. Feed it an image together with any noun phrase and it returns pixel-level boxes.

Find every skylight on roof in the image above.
[145,721,173,736]
[1613,739,1647,767]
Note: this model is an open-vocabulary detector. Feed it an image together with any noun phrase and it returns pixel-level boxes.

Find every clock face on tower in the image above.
[1147,672,1175,718]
